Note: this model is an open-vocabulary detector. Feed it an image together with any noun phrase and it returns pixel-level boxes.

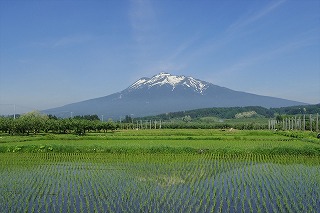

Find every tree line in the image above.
[136,104,320,121]
[0,112,268,134]
[160,121,267,130]
[0,111,117,135]
[1,104,319,135]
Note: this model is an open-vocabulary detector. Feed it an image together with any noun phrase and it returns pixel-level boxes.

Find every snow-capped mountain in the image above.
[128,72,209,94]
[44,72,307,119]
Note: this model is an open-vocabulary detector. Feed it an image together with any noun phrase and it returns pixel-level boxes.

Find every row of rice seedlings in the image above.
[0,153,281,212]
[281,163,319,212]
[0,153,319,212]
[206,154,320,212]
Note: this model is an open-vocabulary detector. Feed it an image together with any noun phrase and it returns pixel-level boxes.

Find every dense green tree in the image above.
[123,115,133,123]
[74,115,100,121]
[0,117,14,134]
[14,111,48,134]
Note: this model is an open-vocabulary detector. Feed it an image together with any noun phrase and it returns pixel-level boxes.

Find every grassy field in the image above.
[0,129,319,155]
[0,129,319,212]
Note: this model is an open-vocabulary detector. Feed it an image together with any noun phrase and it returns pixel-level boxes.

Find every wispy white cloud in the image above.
[129,0,155,43]
[167,35,201,62]
[128,0,192,76]
[218,32,318,76]
[227,0,287,33]
[128,0,159,77]
[186,0,287,62]
[151,35,200,74]
[128,0,291,79]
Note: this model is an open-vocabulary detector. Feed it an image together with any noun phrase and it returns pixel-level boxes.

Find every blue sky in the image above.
[0,0,319,114]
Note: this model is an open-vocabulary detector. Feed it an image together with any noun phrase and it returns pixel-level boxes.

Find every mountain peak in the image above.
[128,72,209,94]
[44,72,307,118]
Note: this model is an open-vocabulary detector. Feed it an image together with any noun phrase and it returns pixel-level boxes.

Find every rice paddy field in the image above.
[0,129,319,212]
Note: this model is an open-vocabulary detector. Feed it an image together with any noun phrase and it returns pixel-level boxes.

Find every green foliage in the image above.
[271,104,320,115]
[0,113,117,135]
[73,114,100,121]
[156,120,268,130]
[14,111,48,135]
[123,115,133,123]
[138,106,273,120]
[2,105,318,133]
[0,129,319,155]
[136,104,320,121]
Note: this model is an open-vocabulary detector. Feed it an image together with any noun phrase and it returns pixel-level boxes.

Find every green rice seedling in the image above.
[0,152,320,212]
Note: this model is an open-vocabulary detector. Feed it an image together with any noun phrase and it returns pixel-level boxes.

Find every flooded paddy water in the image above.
[0,153,319,212]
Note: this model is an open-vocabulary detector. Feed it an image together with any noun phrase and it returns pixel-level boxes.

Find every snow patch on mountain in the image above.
[148,73,185,90]
[129,77,150,90]
[128,72,210,94]
[186,77,208,94]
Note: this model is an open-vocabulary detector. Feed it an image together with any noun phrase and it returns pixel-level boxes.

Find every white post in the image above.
[13,104,16,119]
[316,113,319,132]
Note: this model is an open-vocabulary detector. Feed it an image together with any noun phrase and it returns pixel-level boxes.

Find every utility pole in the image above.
[316,113,319,132]
[101,115,104,122]
[13,104,16,119]
[0,103,17,119]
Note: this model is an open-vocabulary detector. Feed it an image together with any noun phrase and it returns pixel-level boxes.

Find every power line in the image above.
[0,103,39,117]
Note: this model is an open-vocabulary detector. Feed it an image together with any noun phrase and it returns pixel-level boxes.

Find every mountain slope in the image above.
[44,72,307,118]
